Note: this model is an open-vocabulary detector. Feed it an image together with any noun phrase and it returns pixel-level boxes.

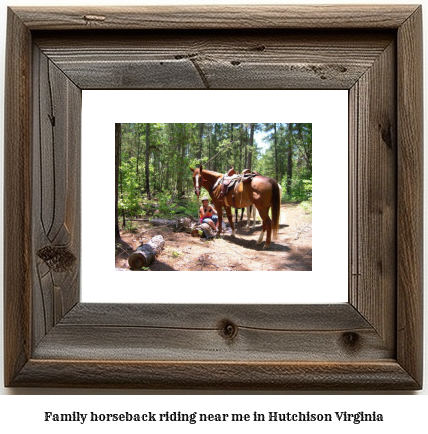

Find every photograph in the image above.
[115,123,312,271]
[1,1,424,400]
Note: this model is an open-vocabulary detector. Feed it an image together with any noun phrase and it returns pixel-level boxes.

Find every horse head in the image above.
[190,165,204,197]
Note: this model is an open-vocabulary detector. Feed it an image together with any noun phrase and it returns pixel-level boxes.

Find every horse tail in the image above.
[270,178,281,239]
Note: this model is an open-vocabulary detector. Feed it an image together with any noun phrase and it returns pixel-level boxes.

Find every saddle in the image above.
[214,168,259,207]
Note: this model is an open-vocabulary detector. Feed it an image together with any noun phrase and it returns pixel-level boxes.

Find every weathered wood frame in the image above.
[4,5,423,389]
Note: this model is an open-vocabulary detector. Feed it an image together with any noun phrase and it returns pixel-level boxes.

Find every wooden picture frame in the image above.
[4,5,423,389]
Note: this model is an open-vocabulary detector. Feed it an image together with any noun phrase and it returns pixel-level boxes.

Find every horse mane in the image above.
[199,168,223,178]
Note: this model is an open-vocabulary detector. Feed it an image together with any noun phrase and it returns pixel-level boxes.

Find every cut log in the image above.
[191,223,217,239]
[191,228,204,237]
[128,235,165,270]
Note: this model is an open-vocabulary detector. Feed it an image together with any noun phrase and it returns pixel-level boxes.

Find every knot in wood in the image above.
[37,245,76,272]
[341,332,361,351]
[378,122,393,149]
[219,320,238,340]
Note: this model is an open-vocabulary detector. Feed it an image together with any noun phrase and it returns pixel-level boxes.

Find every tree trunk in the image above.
[198,123,204,161]
[207,127,212,170]
[287,123,293,194]
[247,123,254,171]
[243,125,248,171]
[145,123,151,199]
[176,124,184,195]
[135,124,141,187]
[229,123,234,163]
[212,123,219,172]
[128,235,165,269]
[239,124,244,173]
[273,123,279,181]
[115,123,121,239]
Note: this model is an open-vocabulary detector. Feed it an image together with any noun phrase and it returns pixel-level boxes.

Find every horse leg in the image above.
[256,208,272,248]
[225,206,236,237]
[236,207,244,225]
[251,206,257,228]
[246,206,251,228]
[256,226,265,244]
[264,217,273,248]
[256,207,266,244]
[217,205,223,235]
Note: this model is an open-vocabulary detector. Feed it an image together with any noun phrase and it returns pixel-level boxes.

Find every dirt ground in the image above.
[116,203,312,272]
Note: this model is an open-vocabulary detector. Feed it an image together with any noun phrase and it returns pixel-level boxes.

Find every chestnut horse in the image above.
[190,165,281,248]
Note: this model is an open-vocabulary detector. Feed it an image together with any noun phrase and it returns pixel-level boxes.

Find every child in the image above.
[199,196,218,231]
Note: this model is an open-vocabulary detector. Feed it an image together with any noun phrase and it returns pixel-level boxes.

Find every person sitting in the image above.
[199,196,218,231]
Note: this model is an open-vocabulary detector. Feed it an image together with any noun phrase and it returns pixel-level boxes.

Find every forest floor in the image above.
[115,203,312,272]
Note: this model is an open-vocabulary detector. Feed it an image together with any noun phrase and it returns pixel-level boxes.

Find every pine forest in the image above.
[115,123,312,271]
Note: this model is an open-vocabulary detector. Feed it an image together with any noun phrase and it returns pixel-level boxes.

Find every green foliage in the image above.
[186,194,202,218]
[116,123,312,226]
[124,221,139,233]
[300,200,312,215]
[282,177,312,203]
[153,191,201,219]
[118,156,143,217]
[157,193,175,217]
[170,250,182,258]
[189,156,208,168]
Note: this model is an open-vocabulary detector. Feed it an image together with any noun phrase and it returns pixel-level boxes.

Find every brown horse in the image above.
[190,165,281,248]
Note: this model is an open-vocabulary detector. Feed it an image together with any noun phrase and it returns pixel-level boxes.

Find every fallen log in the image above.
[128,235,165,270]
[148,217,195,233]
[150,218,177,226]
[191,223,217,239]
[191,228,204,237]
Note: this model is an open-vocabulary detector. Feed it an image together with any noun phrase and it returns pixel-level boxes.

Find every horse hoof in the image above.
[263,244,270,250]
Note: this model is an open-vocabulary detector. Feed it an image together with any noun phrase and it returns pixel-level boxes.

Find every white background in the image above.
[82,90,348,304]
[0,0,427,431]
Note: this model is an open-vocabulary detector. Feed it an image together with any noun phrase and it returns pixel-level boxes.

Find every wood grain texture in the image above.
[32,304,391,362]
[349,40,396,351]
[12,361,419,390]
[3,8,32,388]
[31,46,81,348]
[3,5,423,390]
[34,31,393,90]
[12,5,419,30]
[396,6,423,387]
